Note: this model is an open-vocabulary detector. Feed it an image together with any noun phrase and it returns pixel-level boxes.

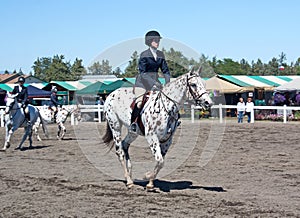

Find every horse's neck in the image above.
[162,76,187,104]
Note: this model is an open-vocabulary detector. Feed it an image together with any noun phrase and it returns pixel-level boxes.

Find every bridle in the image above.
[186,74,207,105]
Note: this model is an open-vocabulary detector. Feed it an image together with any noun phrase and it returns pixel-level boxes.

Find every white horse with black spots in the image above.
[1,93,48,151]
[102,68,213,190]
[33,105,81,140]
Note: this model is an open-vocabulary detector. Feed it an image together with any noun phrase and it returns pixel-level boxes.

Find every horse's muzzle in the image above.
[196,100,213,110]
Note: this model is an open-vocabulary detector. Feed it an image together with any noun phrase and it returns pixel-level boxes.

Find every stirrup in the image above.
[130,123,137,132]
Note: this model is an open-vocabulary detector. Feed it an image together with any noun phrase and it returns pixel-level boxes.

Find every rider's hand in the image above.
[21,103,26,108]
[152,82,162,91]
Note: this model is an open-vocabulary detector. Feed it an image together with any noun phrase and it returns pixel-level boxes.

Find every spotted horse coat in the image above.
[102,68,213,190]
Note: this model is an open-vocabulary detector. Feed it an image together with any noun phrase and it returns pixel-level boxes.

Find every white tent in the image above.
[275,78,300,91]
[205,76,253,93]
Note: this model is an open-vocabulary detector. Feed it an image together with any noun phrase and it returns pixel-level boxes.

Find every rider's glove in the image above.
[164,74,171,84]
[152,82,162,91]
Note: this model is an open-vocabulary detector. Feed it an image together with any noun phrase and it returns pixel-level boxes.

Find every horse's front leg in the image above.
[2,126,13,151]
[57,123,64,140]
[144,134,164,190]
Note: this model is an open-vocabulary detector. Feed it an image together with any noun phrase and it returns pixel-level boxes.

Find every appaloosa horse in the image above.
[102,68,213,190]
[34,105,81,140]
[1,93,48,151]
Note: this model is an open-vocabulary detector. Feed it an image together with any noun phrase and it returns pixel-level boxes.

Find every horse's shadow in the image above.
[18,145,50,151]
[108,179,226,193]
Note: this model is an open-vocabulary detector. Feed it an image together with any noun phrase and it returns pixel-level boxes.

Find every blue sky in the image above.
[1,0,299,74]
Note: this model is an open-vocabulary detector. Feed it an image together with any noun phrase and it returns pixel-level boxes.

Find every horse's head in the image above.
[61,105,81,121]
[186,68,213,110]
[5,92,19,114]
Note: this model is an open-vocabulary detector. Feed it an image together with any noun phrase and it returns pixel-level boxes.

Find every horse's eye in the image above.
[190,83,197,88]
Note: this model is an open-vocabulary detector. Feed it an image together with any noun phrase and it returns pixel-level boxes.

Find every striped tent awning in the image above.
[218,75,300,90]
[0,84,14,92]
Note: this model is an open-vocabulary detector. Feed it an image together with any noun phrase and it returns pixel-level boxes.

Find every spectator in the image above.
[236,97,245,123]
[245,97,254,123]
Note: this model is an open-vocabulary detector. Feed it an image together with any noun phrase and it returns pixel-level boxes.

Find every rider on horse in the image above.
[131,30,171,132]
[11,76,31,124]
[49,87,61,122]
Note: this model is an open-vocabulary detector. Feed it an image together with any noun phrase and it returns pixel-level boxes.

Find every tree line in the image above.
[24,50,300,81]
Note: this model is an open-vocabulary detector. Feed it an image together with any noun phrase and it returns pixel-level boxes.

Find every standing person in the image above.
[245,97,254,123]
[12,77,31,124]
[131,30,171,131]
[49,87,60,121]
[97,96,105,121]
[236,97,245,123]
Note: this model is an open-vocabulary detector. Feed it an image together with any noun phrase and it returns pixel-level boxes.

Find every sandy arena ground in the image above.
[0,119,299,217]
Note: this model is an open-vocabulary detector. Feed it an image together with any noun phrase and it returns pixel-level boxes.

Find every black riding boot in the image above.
[54,111,58,123]
[130,104,141,132]
[25,112,31,125]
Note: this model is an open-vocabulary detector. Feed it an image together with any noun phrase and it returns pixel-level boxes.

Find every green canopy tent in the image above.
[76,81,106,95]
[0,84,13,92]
[98,80,133,94]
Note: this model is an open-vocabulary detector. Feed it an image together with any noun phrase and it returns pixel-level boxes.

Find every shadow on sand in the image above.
[17,145,50,151]
[108,179,226,193]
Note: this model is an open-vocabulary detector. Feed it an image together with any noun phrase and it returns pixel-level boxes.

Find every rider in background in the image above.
[131,30,171,131]
[12,76,30,124]
[49,87,60,122]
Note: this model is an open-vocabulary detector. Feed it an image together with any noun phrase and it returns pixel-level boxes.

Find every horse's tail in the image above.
[38,111,49,139]
[102,121,114,150]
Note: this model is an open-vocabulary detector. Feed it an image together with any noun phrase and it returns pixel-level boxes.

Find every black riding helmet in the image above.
[145,30,161,46]
[18,76,25,83]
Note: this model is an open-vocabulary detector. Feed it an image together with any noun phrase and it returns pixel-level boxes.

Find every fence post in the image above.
[71,113,74,125]
[283,104,287,123]
[219,104,223,123]
[0,109,4,127]
[191,105,195,123]
[97,104,101,123]
[250,108,255,123]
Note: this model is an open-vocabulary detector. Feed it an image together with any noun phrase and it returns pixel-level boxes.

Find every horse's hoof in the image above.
[15,147,21,150]
[0,148,6,152]
[127,183,134,189]
[146,185,156,192]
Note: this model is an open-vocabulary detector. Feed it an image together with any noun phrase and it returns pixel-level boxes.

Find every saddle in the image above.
[130,91,151,135]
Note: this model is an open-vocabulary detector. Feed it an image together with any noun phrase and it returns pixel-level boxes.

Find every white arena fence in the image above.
[1,104,300,127]
[191,104,300,124]
[0,105,104,127]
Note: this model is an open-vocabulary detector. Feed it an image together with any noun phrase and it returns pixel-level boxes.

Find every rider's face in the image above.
[151,38,160,49]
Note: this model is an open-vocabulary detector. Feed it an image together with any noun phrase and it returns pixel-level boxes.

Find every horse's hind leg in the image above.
[110,127,134,188]
[121,132,138,187]
[61,124,66,139]
[33,122,42,141]
[16,127,30,150]
[28,127,33,148]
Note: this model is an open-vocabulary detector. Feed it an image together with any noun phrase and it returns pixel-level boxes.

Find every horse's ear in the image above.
[189,66,195,75]
[197,67,202,76]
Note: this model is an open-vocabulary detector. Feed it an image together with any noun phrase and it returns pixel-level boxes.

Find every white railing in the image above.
[191,104,300,123]
[74,104,104,125]
[0,106,5,127]
[2,104,300,127]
